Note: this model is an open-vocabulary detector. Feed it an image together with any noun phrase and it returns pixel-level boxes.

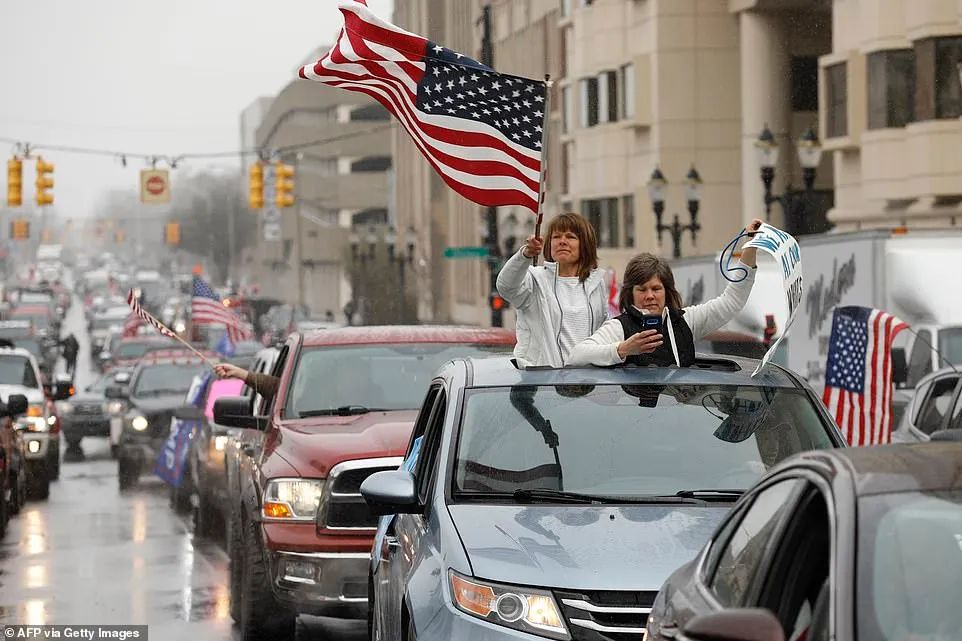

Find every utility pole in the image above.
[480,4,502,327]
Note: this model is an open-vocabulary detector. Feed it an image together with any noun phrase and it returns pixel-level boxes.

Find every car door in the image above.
[385,385,448,641]
[240,344,288,514]
[658,478,805,639]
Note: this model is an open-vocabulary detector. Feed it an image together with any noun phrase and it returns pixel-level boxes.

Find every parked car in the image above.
[890,366,962,443]
[213,326,516,640]
[360,354,845,641]
[648,442,962,641]
[110,351,210,490]
[98,337,181,372]
[0,392,28,535]
[0,347,72,498]
[59,368,134,450]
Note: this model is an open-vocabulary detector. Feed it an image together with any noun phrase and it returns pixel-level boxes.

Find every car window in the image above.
[710,479,803,607]
[916,377,959,435]
[133,363,207,397]
[948,389,962,432]
[454,385,833,497]
[701,503,749,584]
[407,385,443,458]
[0,356,39,388]
[907,330,933,386]
[414,390,446,505]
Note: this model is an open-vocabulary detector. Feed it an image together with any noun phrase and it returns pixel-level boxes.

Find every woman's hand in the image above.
[739,218,765,267]
[521,235,544,259]
[214,363,247,381]
[616,330,663,360]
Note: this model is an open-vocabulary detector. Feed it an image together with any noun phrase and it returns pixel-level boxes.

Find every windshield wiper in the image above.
[298,406,386,418]
[512,489,707,505]
[675,489,745,501]
[513,489,598,504]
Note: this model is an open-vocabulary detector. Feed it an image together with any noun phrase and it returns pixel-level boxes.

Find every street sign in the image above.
[263,221,281,241]
[443,246,489,259]
[140,169,171,204]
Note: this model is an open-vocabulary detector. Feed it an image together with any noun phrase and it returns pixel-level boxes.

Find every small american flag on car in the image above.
[126,290,176,339]
[822,306,908,446]
[299,0,546,212]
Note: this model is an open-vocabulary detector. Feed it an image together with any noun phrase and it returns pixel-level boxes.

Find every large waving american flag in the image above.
[191,276,253,343]
[822,306,908,446]
[299,1,546,212]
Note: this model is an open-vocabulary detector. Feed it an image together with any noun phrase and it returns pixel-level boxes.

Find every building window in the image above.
[598,71,618,123]
[583,197,620,248]
[560,0,572,17]
[623,195,635,247]
[580,77,599,127]
[620,63,635,119]
[562,85,572,133]
[350,104,390,121]
[826,62,847,138]
[791,57,818,112]
[935,37,962,118]
[350,156,392,172]
[868,49,915,129]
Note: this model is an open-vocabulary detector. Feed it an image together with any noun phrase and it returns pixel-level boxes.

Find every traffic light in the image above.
[489,293,509,312]
[164,221,181,246]
[34,156,54,206]
[763,314,777,347]
[7,157,22,207]
[10,219,30,240]
[274,161,295,208]
[248,162,264,210]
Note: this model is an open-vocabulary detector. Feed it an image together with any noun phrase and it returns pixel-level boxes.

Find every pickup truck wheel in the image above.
[193,492,216,540]
[239,516,295,641]
[10,473,24,515]
[118,457,137,491]
[228,508,243,623]
[27,462,50,500]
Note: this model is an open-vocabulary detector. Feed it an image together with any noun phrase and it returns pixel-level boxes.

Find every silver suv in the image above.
[361,355,844,641]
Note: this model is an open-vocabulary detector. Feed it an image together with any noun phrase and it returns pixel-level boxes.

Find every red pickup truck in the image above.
[214,325,515,640]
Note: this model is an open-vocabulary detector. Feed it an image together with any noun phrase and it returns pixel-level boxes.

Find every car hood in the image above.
[273,410,417,477]
[128,395,187,414]
[0,384,44,404]
[71,391,105,403]
[448,504,728,591]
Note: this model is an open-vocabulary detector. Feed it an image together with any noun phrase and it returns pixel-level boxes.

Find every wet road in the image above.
[0,289,365,641]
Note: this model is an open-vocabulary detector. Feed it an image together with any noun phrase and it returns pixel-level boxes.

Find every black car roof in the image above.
[463,355,802,389]
[789,442,962,496]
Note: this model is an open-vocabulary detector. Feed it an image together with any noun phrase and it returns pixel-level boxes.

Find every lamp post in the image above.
[501,211,519,257]
[385,225,417,323]
[754,124,824,233]
[647,165,702,259]
[348,224,417,325]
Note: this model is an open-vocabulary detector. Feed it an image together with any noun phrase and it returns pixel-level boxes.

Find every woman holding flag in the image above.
[568,218,765,367]
[496,212,609,367]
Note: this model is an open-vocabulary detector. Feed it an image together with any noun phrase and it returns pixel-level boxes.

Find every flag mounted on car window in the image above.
[299,1,547,212]
[822,306,908,446]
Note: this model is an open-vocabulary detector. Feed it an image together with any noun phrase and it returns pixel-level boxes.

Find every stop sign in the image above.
[146,175,166,195]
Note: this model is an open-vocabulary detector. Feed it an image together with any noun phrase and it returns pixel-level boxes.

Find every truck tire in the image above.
[10,474,24,515]
[0,478,9,538]
[193,492,217,540]
[26,462,50,500]
[228,508,243,623]
[118,457,137,491]
[239,516,295,641]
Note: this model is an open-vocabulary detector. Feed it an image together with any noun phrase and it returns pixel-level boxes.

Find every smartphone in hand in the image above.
[641,314,662,331]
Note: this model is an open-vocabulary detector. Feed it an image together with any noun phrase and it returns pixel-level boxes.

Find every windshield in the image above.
[285,343,513,417]
[13,339,41,359]
[11,314,47,329]
[0,356,38,388]
[858,490,962,641]
[92,317,124,331]
[938,328,962,366]
[115,342,161,359]
[133,363,208,397]
[454,384,835,499]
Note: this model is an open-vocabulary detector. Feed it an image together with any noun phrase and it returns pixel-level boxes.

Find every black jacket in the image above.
[615,306,695,367]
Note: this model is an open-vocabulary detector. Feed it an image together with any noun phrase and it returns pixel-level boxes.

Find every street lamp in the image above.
[647,165,702,259]
[755,124,823,230]
[501,211,519,256]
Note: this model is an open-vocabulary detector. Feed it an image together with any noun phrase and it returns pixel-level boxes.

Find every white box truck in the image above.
[669,229,962,390]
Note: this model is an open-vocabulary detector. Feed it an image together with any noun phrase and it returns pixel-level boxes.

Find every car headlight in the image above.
[262,478,324,521]
[213,435,229,451]
[449,571,569,640]
[130,415,149,431]
[105,401,125,415]
[58,401,74,415]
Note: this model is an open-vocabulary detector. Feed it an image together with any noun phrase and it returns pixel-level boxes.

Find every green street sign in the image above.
[443,246,489,259]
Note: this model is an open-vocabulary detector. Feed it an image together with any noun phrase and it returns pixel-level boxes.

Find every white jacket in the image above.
[567,262,757,367]
[496,248,609,367]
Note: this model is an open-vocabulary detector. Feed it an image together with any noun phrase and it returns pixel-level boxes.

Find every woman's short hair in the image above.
[543,213,598,282]
[618,253,683,313]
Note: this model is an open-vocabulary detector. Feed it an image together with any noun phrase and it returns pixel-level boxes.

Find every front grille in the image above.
[148,412,173,437]
[554,589,657,641]
[318,457,403,530]
[73,403,105,416]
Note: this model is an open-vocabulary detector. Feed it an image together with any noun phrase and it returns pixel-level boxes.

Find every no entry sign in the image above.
[140,169,171,204]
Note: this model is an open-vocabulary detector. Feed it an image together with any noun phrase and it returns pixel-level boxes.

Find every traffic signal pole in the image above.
[480,4,502,328]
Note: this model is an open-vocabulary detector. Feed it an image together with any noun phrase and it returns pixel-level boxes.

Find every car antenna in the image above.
[901,326,960,375]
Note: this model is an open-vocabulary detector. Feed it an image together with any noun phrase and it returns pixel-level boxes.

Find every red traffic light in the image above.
[490,294,508,312]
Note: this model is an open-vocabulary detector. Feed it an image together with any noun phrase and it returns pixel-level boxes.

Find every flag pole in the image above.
[532,73,552,266]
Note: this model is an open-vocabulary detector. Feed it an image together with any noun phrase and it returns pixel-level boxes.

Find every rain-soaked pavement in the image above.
[0,291,365,641]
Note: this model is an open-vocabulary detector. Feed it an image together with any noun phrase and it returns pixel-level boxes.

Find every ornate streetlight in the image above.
[647,165,702,259]
[755,124,823,229]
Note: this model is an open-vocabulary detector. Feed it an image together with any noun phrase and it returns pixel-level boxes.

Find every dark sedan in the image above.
[647,442,962,641]
[59,368,132,449]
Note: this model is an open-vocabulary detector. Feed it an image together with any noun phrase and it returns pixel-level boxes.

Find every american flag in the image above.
[122,313,144,338]
[822,306,908,446]
[126,290,177,340]
[191,276,252,343]
[299,1,546,212]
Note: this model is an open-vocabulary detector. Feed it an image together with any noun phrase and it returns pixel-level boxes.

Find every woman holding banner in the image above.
[497,212,609,367]
[568,218,765,367]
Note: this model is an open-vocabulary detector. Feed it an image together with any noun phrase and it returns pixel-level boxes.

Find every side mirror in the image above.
[929,429,962,442]
[683,609,785,641]
[173,405,205,421]
[5,394,28,418]
[360,470,420,516]
[104,385,128,400]
[213,396,263,430]
[891,347,908,388]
